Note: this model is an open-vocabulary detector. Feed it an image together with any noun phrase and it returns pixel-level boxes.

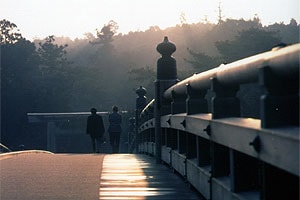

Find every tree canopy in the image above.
[215,28,282,62]
[0,19,23,44]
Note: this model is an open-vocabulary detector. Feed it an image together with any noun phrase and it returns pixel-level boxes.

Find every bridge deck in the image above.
[0,152,201,200]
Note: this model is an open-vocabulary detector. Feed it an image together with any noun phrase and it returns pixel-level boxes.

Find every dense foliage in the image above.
[1,18,299,149]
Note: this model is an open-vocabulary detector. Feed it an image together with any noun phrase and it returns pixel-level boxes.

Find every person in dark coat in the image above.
[108,106,122,153]
[86,108,105,153]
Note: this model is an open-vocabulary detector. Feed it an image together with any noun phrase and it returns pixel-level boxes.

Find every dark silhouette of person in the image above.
[108,106,122,153]
[86,108,105,153]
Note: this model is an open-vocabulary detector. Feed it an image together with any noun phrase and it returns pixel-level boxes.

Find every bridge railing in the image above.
[0,143,12,153]
[136,38,299,200]
[27,111,131,153]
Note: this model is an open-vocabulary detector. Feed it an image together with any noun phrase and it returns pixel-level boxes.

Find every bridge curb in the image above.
[0,150,54,160]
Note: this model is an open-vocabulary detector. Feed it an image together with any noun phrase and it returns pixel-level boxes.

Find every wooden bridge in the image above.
[1,38,299,200]
[136,38,299,200]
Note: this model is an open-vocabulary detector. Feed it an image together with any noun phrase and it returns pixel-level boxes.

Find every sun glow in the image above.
[1,0,299,40]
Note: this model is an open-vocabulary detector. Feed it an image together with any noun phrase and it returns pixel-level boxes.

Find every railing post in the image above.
[135,86,147,153]
[186,83,208,115]
[210,76,240,198]
[171,90,186,114]
[211,77,240,119]
[259,66,299,128]
[155,36,178,163]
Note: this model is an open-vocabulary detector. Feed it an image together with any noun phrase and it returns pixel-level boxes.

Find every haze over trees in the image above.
[1,17,299,149]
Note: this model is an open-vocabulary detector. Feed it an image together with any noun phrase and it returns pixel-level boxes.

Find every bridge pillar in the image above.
[155,36,178,163]
[135,86,147,153]
[47,122,56,152]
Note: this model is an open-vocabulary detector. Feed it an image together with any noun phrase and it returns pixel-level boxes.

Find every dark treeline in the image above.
[1,17,299,149]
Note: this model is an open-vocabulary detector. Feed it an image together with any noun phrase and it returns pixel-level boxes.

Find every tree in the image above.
[91,20,119,53]
[267,19,299,45]
[0,19,23,44]
[184,48,222,72]
[96,20,118,43]
[87,20,119,72]
[289,18,298,26]
[37,35,69,68]
[215,28,282,62]
[1,37,40,148]
[180,12,187,25]
[217,1,224,24]
[35,36,72,112]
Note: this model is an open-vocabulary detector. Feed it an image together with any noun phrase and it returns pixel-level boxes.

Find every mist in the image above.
[1,17,299,149]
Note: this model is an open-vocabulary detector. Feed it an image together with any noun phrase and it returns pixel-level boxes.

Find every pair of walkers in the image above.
[86,106,122,153]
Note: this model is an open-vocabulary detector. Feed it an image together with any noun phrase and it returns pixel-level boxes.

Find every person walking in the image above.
[86,108,105,153]
[108,106,122,153]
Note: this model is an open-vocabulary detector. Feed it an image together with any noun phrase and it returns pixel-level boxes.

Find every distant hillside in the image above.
[50,18,299,111]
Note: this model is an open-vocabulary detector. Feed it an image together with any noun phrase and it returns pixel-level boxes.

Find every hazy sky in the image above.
[1,0,299,40]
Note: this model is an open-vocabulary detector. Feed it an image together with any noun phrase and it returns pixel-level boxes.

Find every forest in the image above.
[1,17,299,149]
